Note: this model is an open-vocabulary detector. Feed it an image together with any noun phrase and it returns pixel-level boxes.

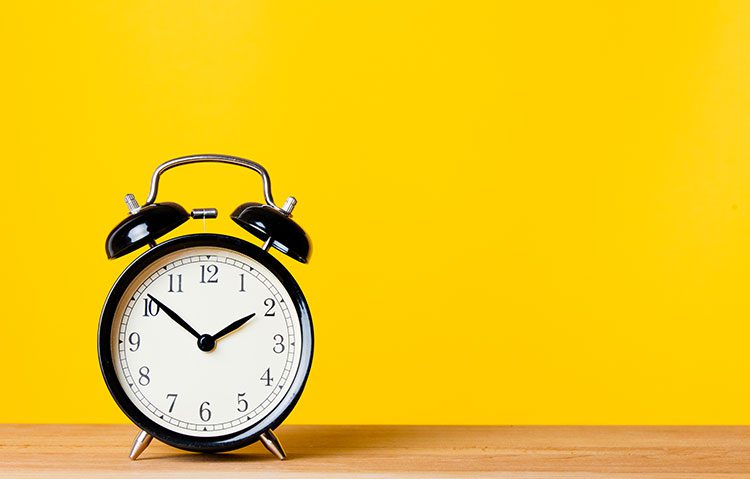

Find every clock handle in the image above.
[141,154,283,211]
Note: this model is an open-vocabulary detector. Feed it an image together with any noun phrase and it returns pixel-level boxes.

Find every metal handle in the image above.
[142,154,281,209]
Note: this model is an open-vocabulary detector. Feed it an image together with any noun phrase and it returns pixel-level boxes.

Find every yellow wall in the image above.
[1,1,749,425]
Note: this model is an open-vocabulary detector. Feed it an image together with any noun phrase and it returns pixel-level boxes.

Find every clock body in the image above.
[98,233,313,452]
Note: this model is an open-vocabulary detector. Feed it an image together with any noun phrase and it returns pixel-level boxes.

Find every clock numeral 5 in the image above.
[200,265,219,284]
[168,273,183,293]
[143,298,160,317]
[237,393,248,412]
[199,401,211,422]
[261,367,274,387]
[166,393,178,413]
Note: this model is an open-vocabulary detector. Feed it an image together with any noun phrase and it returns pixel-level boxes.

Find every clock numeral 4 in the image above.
[264,298,276,317]
[138,366,150,386]
[166,393,178,413]
[200,265,219,284]
[237,393,248,412]
[199,401,211,422]
[168,273,183,293]
[273,334,285,354]
[143,298,160,317]
[261,367,274,387]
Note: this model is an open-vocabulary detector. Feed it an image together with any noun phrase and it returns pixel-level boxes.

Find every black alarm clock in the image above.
[98,154,313,460]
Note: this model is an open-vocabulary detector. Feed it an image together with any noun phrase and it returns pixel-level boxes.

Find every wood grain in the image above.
[0,425,748,478]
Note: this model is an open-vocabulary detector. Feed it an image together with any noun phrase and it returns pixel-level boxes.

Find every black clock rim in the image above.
[98,233,314,453]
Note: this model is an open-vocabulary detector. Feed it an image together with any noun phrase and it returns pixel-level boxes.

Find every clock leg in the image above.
[129,429,153,460]
[259,429,286,460]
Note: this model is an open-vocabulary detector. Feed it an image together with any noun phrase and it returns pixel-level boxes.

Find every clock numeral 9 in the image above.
[166,393,178,413]
[273,334,285,354]
[142,298,160,317]
[168,273,183,293]
[199,401,211,422]
[138,366,150,386]
[264,298,276,317]
[128,332,140,352]
[237,393,248,412]
[200,265,219,284]
[261,367,274,387]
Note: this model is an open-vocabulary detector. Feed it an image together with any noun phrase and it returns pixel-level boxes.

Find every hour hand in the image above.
[146,294,201,340]
[212,313,256,342]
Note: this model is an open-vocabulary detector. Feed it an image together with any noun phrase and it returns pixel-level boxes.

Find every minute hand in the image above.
[212,313,256,341]
[146,294,201,339]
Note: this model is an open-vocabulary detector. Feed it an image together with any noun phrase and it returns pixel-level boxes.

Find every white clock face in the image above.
[110,246,303,437]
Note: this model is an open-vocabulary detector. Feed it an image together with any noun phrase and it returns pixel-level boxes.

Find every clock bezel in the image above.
[98,233,313,452]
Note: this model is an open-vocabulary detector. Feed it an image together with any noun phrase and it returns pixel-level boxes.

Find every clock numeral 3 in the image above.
[128,332,140,352]
[138,366,150,386]
[143,298,160,317]
[168,274,183,293]
[199,401,212,422]
[264,298,276,317]
[166,393,178,413]
[273,334,285,354]
[261,367,274,387]
[237,393,248,412]
[200,265,219,284]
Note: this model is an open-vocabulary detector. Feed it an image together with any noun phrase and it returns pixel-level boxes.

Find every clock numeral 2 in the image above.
[199,401,211,422]
[261,367,274,387]
[200,265,219,284]
[143,298,160,317]
[168,273,183,293]
[264,298,276,316]
[166,393,178,413]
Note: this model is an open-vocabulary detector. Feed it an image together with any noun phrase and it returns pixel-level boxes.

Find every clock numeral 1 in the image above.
[166,393,178,413]
[261,367,274,387]
[199,401,211,422]
[200,264,219,284]
[168,273,183,293]
[273,334,285,354]
[138,366,150,386]
[237,392,248,412]
[264,298,276,317]
[239,273,246,292]
[143,298,160,317]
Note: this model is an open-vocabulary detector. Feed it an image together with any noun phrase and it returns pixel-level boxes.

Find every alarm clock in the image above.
[98,154,313,461]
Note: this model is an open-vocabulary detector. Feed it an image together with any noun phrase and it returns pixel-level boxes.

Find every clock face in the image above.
[104,238,308,440]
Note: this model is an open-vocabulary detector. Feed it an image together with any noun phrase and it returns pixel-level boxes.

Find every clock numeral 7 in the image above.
[142,298,160,317]
[168,274,183,293]
[200,265,219,284]
[260,367,274,387]
[166,393,178,413]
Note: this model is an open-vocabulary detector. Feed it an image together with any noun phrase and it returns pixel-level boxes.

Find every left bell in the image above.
[105,202,189,259]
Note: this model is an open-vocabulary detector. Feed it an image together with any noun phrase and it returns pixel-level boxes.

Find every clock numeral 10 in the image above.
[261,367,274,387]
[168,274,183,293]
[143,298,160,317]
[199,401,211,422]
[200,264,219,284]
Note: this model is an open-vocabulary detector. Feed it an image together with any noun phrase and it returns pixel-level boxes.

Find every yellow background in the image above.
[1,1,749,425]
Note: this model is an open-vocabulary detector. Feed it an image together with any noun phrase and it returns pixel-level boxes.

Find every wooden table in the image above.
[0,425,748,478]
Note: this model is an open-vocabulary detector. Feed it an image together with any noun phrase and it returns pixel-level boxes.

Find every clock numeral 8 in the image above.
[138,366,150,386]
[199,401,211,422]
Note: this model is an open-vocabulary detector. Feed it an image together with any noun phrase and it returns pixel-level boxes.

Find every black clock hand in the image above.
[146,294,201,340]
[212,313,256,342]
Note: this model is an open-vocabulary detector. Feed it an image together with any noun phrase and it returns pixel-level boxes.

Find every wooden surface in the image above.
[0,425,748,478]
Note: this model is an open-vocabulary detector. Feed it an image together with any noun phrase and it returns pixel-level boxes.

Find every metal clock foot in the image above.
[129,430,153,460]
[259,429,286,460]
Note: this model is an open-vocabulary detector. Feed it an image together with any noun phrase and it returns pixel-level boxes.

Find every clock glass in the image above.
[108,245,303,437]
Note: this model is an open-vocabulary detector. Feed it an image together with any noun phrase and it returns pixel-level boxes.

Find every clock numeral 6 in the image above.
[261,367,274,387]
[138,366,150,386]
[273,334,285,354]
[166,393,178,413]
[237,393,248,412]
[128,332,140,352]
[199,401,211,422]
[142,298,160,317]
[264,298,276,317]
[200,265,219,284]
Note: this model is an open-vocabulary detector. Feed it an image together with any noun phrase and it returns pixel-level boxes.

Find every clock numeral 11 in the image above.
[168,273,183,293]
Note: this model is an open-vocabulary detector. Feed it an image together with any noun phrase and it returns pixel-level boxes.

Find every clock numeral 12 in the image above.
[200,264,219,284]
[168,274,183,293]
[261,367,274,387]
